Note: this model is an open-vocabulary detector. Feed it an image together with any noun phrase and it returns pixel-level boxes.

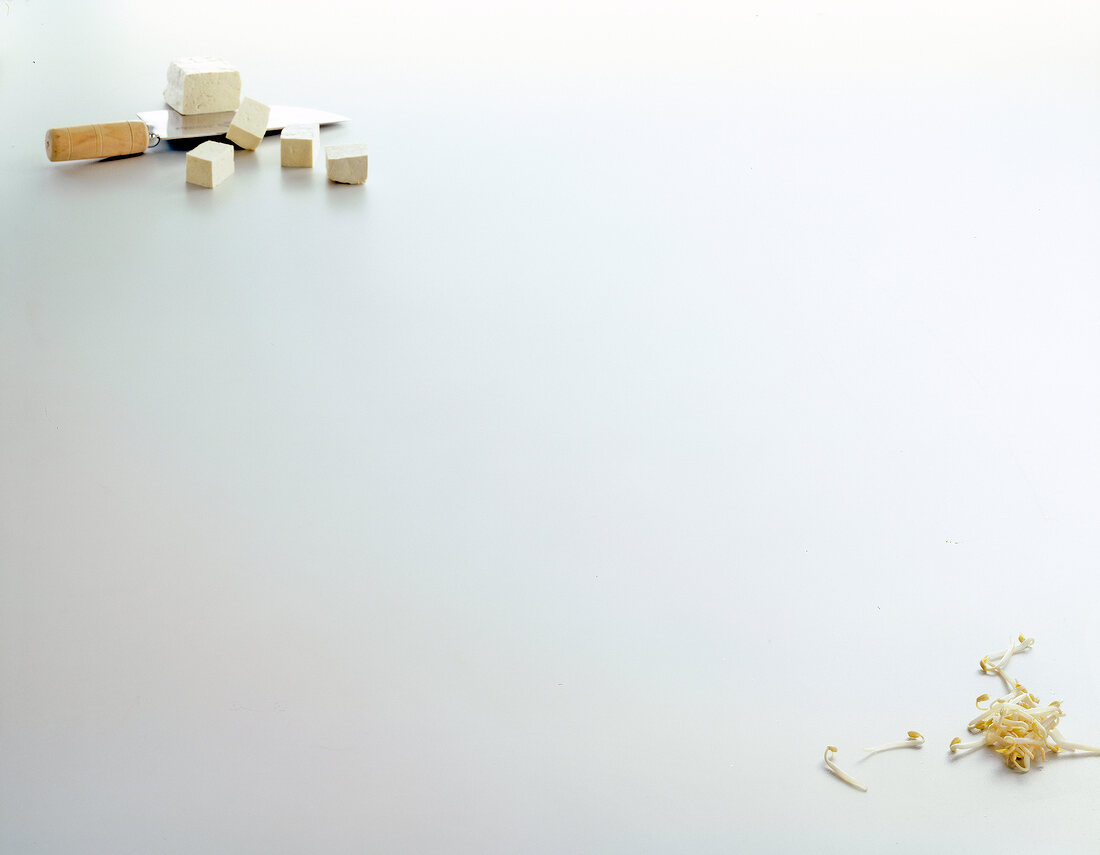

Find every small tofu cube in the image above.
[185,140,234,188]
[281,124,320,168]
[325,143,368,184]
[164,57,241,115]
[226,97,271,150]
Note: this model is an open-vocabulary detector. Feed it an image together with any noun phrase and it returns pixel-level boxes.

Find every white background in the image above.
[2,1,1100,852]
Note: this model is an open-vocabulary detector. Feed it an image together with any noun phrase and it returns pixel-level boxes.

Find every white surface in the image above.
[2,1,1100,852]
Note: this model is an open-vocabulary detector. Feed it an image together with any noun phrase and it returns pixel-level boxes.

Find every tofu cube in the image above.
[164,57,241,115]
[185,140,234,188]
[281,124,319,168]
[226,97,271,150]
[325,143,369,184]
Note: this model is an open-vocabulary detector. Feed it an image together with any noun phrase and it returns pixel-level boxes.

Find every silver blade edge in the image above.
[136,106,350,141]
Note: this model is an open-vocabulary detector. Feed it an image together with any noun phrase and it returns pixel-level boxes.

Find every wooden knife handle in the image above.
[45,121,150,162]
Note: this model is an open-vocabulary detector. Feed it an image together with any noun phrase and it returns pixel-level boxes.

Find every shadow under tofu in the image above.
[166,128,282,152]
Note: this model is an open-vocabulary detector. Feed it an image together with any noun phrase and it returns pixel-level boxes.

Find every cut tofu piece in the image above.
[186,140,234,188]
[281,123,319,168]
[226,97,271,151]
[164,57,241,116]
[325,143,369,184]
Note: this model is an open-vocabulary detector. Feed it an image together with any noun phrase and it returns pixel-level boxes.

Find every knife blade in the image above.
[45,105,349,162]
[137,105,349,141]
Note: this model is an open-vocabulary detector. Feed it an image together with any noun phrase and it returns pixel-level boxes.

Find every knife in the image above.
[45,105,348,162]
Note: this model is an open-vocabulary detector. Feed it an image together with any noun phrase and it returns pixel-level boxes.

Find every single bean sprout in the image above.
[952,635,1100,773]
[824,745,867,792]
[979,634,1034,675]
[863,731,925,755]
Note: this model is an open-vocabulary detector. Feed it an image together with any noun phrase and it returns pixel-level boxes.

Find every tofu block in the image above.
[281,123,319,168]
[185,140,234,188]
[164,57,241,115]
[226,97,271,150]
[325,143,369,184]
